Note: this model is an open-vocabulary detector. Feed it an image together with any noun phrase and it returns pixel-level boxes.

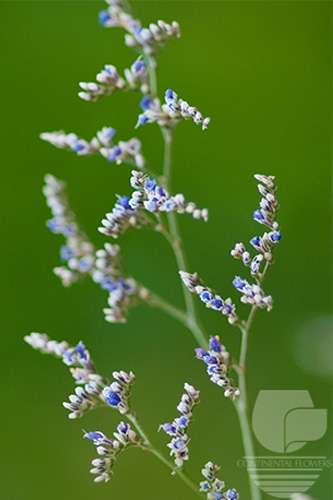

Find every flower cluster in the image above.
[92,242,146,323]
[78,57,148,102]
[102,370,135,414]
[129,170,209,220]
[232,276,273,311]
[43,174,95,286]
[43,175,146,323]
[179,272,238,325]
[163,89,210,130]
[160,383,200,468]
[200,462,239,500]
[84,422,139,483]
[40,128,145,169]
[136,89,210,130]
[98,194,154,239]
[231,174,281,310]
[195,336,239,399]
[98,0,180,57]
[24,334,109,417]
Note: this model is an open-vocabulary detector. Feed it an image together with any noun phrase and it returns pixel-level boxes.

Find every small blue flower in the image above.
[232,276,245,291]
[250,236,261,250]
[253,209,264,222]
[117,422,129,434]
[108,145,122,162]
[101,278,117,292]
[195,348,207,359]
[70,142,85,152]
[75,342,87,360]
[270,231,281,242]
[165,89,174,99]
[177,416,188,427]
[60,245,73,262]
[200,291,212,303]
[46,218,60,233]
[209,336,222,353]
[144,176,157,192]
[63,224,77,237]
[161,423,177,434]
[132,59,146,73]
[99,10,111,26]
[213,492,224,500]
[138,114,148,126]
[86,431,103,441]
[78,258,91,272]
[210,298,223,310]
[227,489,239,500]
[116,196,132,210]
[173,438,185,450]
[104,390,122,407]
[140,96,153,111]
[146,199,158,212]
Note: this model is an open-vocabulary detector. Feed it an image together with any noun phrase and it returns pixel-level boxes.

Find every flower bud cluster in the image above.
[129,171,209,221]
[43,176,144,323]
[195,336,239,399]
[163,89,210,130]
[84,422,139,483]
[102,370,135,414]
[160,383,200,468]
[179,272,238,325]
[232,276,273,311]
[98,0,180,57]
[98,194,154,239]
[78,57,148,102]
[231,174,281,278]
[43,174,95,286]
[63,379,105,419]
[98,0,133,29]
[136,90,210,130]
[24,334,109,417]
[41,128,145,169]
[102,277,147,323]
[124,19,180,57]
[230,174,281,311]
[200,462,239,500]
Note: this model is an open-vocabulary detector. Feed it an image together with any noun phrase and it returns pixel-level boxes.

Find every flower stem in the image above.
[126,413,203,498]
[160,127,208,349]
[232,260,273,500]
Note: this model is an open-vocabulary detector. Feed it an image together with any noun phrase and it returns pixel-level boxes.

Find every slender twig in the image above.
[126,412,203,498]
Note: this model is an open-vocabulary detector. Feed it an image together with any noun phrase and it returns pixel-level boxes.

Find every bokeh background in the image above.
[1,1,331,499]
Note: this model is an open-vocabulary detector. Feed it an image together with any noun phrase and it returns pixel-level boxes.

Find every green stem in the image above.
[232,260,273,500]
[161,127,208,349]
[126,413,202,498]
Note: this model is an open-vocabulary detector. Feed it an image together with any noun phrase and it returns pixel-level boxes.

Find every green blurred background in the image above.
[1,1,331,499]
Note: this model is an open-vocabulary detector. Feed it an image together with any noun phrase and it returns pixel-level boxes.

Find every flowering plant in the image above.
[25,2,322,500]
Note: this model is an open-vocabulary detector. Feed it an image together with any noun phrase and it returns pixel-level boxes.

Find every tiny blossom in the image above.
[98,194,154,239]
[25,334,108,417]
[78,57,148,102]
[129,170,209,221]
[179,272,238,325]
[232,276,273,311]
[195,336,239,399]
[41,129,145,169]
[102,370,135,414]
[200,462,239,500]
[84,422,139,483]
[123,19,180,57]
[136,89,210,130]
[160,383,200,468]
[163,89,210,130]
